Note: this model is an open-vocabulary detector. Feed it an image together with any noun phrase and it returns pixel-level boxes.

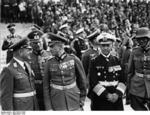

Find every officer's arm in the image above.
[74,56,87,107]
[2,38,11,50]
[81,54,89,76]
[115,59,126,97]
[0,67,14,110]
[43,61,52,110]
[88,59,109,99]
[127,52,135,79]
[127,52,135,88]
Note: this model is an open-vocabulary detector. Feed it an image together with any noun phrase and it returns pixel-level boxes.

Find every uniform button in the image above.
[104,71,106,74]
[104,76,106,78]
[97,72,101,76]
[116,73,118,76]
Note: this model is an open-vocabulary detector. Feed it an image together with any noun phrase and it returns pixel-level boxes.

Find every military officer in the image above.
[0,38,38,110]
[43,33,87,111]
[81,30,100,88]
[2,24,22,63]
[27,30,51,110]
[71,28,87,59]
[88,32,126,110]
[128,27,150,110]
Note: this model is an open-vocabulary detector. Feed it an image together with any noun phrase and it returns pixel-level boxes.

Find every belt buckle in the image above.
[63,86,67,90]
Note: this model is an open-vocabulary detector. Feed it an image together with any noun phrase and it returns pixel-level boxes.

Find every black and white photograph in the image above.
[0,0,150,112]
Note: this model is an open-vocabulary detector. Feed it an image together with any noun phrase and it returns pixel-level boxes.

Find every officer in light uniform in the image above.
[27,30,51,110]
[43,33,87,111]
[128,27,150,110]
[88,32,126,110]
[0,38,38,110]
[2,24,22,63]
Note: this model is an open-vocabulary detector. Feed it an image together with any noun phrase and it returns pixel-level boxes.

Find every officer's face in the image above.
[9,28,15,34]
[100,43,113,56]
[31,39,43,52]
[20,47,33,61]
[137,37,149,48]
[49,42,63,56]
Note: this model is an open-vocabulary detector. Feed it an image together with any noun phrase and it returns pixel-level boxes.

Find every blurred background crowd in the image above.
[1,0,150,37]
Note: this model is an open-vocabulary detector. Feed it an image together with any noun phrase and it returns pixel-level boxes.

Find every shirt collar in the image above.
[100,52,110,58]
[13,57,25,69]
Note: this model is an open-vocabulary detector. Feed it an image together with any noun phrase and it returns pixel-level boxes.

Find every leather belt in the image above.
[50,82,76,90]
[135,72,150,78]
[99,81,118,87]
[13,91,36,98]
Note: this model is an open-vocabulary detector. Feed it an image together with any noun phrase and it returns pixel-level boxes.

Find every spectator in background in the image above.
[2,24,22,63]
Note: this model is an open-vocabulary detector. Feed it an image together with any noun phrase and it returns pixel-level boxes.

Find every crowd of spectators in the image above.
[1,0,150,42]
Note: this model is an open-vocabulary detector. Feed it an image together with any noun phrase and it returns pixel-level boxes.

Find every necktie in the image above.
[24,62,29,75]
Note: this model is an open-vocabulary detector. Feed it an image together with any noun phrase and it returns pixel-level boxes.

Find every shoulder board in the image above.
[70,54,78,59]
[132,46,140,51]
[47,56,54,61]
[111,53,119,59]
[91,54,98,60]
[2,62,10,68]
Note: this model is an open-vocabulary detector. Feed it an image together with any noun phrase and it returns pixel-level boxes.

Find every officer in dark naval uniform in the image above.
[43,33,87,111]
[88,32,126,110]
[0,38,38,110]
[81,30,100,88]
[2,24,22,63]
[128,27,150,110]
[27,30,51,110]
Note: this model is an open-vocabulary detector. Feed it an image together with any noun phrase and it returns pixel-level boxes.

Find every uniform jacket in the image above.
[81,48,99,76]
[43,53,87,110]
[88,53,126,110]
[128,46,150,99]
[0,59,38,110]
[30,50,50,83]
[29,50,50,110]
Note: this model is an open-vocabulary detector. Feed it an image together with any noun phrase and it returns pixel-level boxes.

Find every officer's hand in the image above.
[111,93,119,103]
[107,93,114,102]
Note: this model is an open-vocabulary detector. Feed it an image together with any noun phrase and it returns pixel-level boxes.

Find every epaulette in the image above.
[91,54,98,60]
[70,53,77,57]
[132,46,140,51]
[3,62,10,68]
[47,55,54,61]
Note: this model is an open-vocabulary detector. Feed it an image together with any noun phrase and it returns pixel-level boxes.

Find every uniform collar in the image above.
[13,57,25,69]
[55,52,67,61]
[100,52,110,58]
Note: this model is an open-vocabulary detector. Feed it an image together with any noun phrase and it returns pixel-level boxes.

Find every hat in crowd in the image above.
[31,24,41,31]
[27,30,44,42]
[115,37,122,42]
[96,32,115,44]
[87,30,100,41]
[76,28,84,35]
[9,38,31,51]
[7,23,16,29]
[57,31,66,37]
[48,32,68,46]
[59,24,68,30]
[133,27,150,39]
